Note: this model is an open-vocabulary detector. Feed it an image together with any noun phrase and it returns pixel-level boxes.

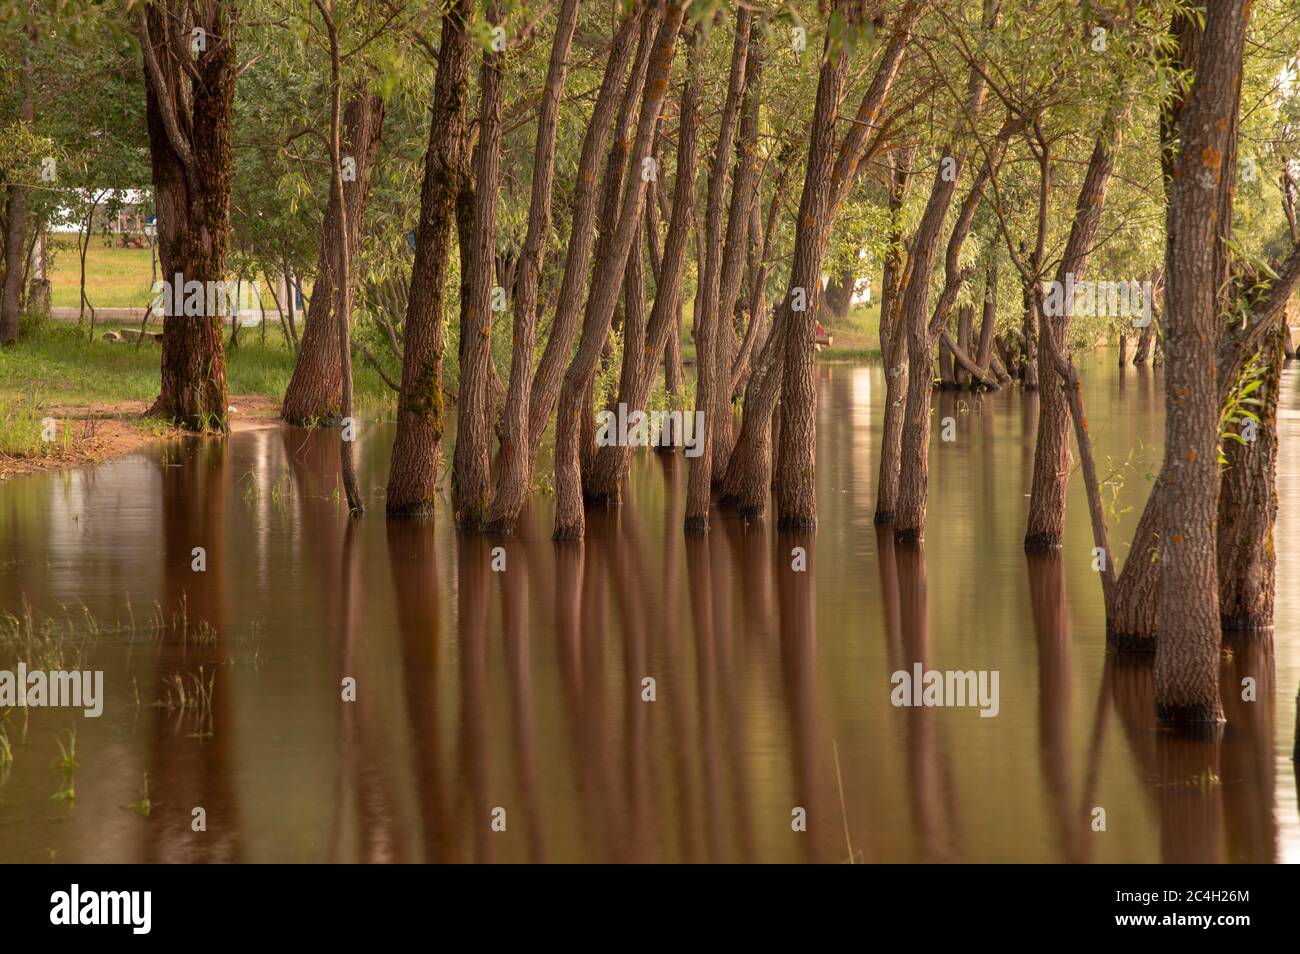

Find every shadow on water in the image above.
[0,354,1297,861]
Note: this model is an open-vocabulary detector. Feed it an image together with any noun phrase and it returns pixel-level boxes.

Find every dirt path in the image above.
[0,395,282,480]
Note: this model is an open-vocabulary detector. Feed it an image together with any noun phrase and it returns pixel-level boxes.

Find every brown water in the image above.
[1,355,1296,863]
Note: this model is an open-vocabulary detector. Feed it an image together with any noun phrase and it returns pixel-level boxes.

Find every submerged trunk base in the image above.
[1023,532,1063,553]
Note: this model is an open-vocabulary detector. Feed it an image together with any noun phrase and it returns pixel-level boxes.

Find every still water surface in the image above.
[1,355,1296,862]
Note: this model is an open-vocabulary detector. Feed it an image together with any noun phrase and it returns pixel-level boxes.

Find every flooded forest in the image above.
[2,0,1300,866]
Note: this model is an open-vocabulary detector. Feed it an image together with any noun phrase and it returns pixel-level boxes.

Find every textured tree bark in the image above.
[1154,0,1250,726]
[525,6,647,467]
[893,116,1003,541]
[709,26,765,481]
[385,0,471,517]
[1217,326,1283,632]
[552,0,684,540]
[774,0,920,531]
[484,0,581,533]
[722,1,917,525]
[684,7,754,531]
[138,1,236,430]
[585,32,701,497]
[451,4,507,529]
[718,317,784,517]
[1020,272,1039,390]
[823,270,855,321]
[1025,135,1119,552]
[281,92,385,426]
[874,152,912,525]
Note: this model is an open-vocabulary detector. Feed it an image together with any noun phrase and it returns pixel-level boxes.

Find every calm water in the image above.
[1,355,1296,862]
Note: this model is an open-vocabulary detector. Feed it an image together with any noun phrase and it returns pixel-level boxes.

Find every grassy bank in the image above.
[0,321,396,464]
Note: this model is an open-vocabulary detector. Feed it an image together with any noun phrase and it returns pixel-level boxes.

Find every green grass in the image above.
[47,233,286,311]
[0,320,397,456]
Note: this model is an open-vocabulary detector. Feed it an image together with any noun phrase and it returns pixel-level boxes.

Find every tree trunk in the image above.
[710,27,764,481]
[138,2,235,430]
[584,31,701,495]
[1020,268,1039,390]
[552,1,684,540]
[955,302,973,388]
[515,4,645,498]
[1025,135,1119,551]
[1133,315,1157,364]
[316,0,365,515]
[1154,0,1250,726]
[385,0,472,517]
[874,150,912,524]
[451,2,506,530]
[1217,325,1283,632]
[937,333,956,388]
[281,92,385,425]
[771,8,858,531]
[823,269,855,321]
[684,7,754,531]
[484,0,580,532]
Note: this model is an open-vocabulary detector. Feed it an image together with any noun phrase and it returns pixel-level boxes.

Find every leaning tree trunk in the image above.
[484,0,580,533]
[281,92,385,425]
[584,33,702,498]
[138,1,236,430]
[450,1,506,530]
[684,6,754,531]
[385,0,471,517]
[1154,0,1250,726]
[488,8,642,530]
[552,0,684,540]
